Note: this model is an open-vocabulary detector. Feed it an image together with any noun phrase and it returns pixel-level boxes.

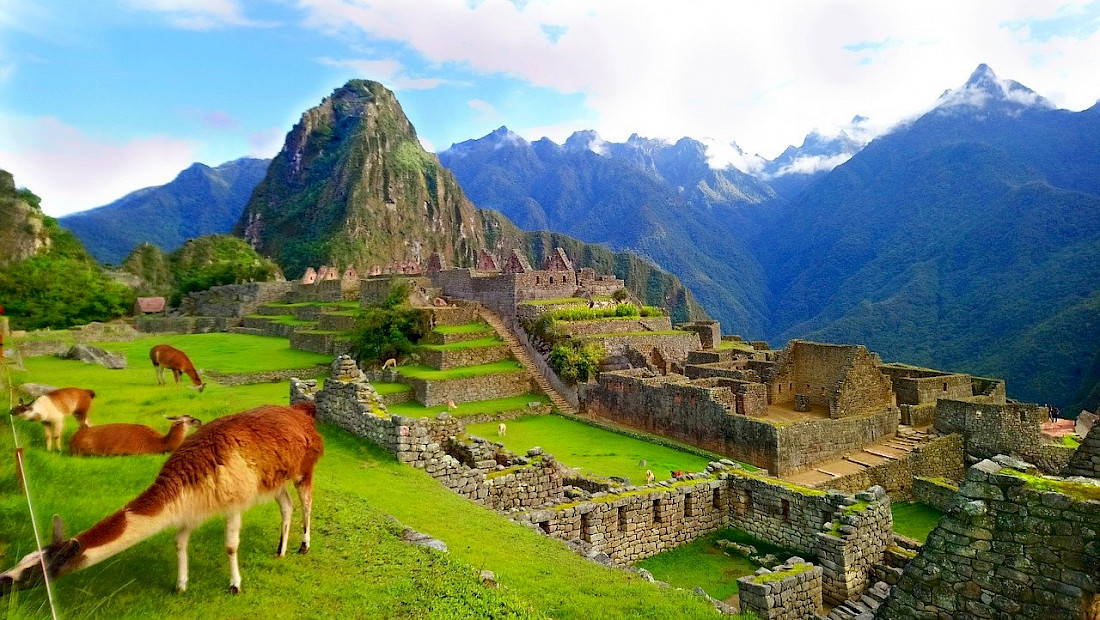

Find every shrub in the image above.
[549,341,605,384]
[611,288,629,303]
[349,281,429,365]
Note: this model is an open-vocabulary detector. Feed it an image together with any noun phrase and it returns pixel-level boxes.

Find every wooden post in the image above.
[15,447,25,494]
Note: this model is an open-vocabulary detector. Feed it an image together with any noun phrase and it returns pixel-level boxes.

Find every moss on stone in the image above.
[1001,469,1100,502]
[751,563,813,584]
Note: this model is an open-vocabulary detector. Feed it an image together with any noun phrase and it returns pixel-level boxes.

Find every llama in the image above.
[381,358,397,369]
[9,387,95,452]
[447,400,458,410]
[150,344,205,392]
[0,402,323,595]
[645,469,655,484]
[70,415,203,456]
[497,422,507,437]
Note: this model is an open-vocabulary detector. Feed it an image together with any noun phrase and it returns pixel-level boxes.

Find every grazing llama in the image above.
[0,402,323,595]
[645,469,655,484]
[150,344,206,392]
[70,415,203,456]
[9,387,95,452]
[497,422,507,437]
[381,358,397,369]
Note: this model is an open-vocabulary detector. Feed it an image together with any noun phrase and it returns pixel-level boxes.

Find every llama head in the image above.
[166,415,203,431]
[9,399,39,422]
[0,516,82,596]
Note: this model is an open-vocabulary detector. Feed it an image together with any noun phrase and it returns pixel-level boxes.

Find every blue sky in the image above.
[1,0,1098,216]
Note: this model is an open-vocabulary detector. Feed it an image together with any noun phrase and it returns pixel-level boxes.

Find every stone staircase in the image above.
[474,305,578,415]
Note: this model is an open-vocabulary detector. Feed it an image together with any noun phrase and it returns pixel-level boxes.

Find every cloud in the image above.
[316,56,444,90]
[201,110,241,131]
[298,0,1100,158]
[467,98,498,118]
[0,115,196,216]
[131,0,274,30]
[768,154,855,177]
[700,138,765,174]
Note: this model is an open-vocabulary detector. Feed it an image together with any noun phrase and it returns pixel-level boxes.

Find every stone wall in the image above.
[890,372,973,406]
[318,313,357,332]
[813,487,893,604]
[418,342,509,371]
[819,434,965,496]
[182,281,294,318]
[774,411,898,475]
[911,476,958,511]
[401,371,535,407]
[899,403,936,427]
[770,341,895,420]
[935,398,1047,461]
[136,315,243,334]
[1063,420,1100,478]
[520,474,730,565]
[290,331,345,355]
[875,458,1100,619]
[738,561,823,620]
[558,316,672,337]
[586,332,702,365]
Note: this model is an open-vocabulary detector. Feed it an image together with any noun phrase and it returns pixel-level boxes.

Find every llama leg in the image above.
[297,480,313,554]
[155,365,164,385]
[226,511,242,594]
[48,421,61,452]
[172,369,182,386]
[175,526,193,592]
[275,486,292,557]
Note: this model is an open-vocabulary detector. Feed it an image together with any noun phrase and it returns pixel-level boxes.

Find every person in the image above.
[1050,405,1060,422]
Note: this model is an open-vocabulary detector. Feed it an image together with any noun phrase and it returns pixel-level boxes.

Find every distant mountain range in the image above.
[56,65,1099,410]
[441,64,1100,410]
[59,158,269,265]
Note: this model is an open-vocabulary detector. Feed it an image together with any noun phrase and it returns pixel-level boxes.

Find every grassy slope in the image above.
[466,416,714,483]
[397,361,524,381]
[388,394,548,419]
[0,335,727,619]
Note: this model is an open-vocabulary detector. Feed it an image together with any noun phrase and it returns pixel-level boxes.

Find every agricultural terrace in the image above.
[889,502,944,543]
[0,333,732,619]
[388,394,549,419]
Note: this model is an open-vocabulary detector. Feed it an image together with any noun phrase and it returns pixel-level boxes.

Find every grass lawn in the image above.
[517,298,586,307]
[398,360,524,381]
[417,337,504,351]
[466,415,714,483]
[388,394,549,419]
[890,502,944,542]
[90,333,332,375]
[371,381,413,395]
[636,528,803,602]
[2,334,733,619]
[433,322,493,335]
[581,330,691,338]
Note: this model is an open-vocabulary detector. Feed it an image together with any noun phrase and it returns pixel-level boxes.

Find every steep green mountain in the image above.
[0,172,134,329]
[60,158,269,265]
[236,80,485,278]
[236,80,702,320]
[760,65,1100,408]
[440,128,771,336]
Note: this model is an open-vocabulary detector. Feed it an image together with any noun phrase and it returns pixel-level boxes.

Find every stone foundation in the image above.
[738,560,823,619]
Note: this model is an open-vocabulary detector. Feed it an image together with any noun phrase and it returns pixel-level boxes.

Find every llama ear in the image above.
[165,415,177,421]
[51,515,64,545]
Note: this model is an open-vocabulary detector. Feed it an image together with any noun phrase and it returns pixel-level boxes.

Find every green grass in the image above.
[466,415,713,483]
[517,298,587,307]
[0,334,730,619]
[397,360,524,381]
[372,381,413,395]
[418,337,505,352]
[246,314,317,327]
[1063,434,1080,449]
[433,322,494,335]
[890,502,945,542]
[581,330,691,338]
[90,332,332,374]
[636,528,803,601]
[388,394,549,419]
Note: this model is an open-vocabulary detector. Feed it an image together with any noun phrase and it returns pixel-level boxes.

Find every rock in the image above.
[60,344,126,369]
[401,527,448,553]
[991,455,1035,472]
[527,446,543,457]
[479,569,498,588]
[17,383,59,398]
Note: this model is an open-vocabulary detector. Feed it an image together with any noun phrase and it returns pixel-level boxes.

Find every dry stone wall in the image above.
[875,457,1100,619]
[912,476,958,511]
[820,434,964,495]
[935,398,1047,462]
[1063,420,1100,478]
[558,317,672,337]
[401,371,534,407]
[419,342,509,370]
[183,282,294,317]
[737,561,823,620]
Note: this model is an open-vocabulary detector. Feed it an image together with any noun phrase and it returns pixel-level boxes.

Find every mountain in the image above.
[236,80,703,321]
[760,64,1100,408]
[60,158,269,265]
[440,128,773,336]
[762,120,868,199]
[0,169,51,267]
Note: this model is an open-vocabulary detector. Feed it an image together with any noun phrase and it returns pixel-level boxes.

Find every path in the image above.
[782,425,931,487]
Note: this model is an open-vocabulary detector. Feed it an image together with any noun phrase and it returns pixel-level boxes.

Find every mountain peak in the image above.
[936,64,1053,113]
[563,129,608,154]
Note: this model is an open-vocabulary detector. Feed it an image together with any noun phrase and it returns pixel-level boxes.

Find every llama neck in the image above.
[71,504,182,572]
[184,368,202,387]
[164,424,187,450]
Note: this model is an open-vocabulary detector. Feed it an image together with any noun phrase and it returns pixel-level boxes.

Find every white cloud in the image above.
[701,139,765,175]
[132,0,274,30]
[0,115,197,216]
[298,0,1100,158]
[467,98,498,120]
[248,127,286,158]
[316,57,445,90]
[768,154,856,178]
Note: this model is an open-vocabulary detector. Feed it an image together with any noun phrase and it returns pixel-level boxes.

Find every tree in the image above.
[348,282,430,366]
[548,341,605,384]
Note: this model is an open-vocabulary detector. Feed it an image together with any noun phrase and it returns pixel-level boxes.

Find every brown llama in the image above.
[150,344,205,392]
[9,387,96,452]
[70,415,203,456]
[0,402,323,595]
